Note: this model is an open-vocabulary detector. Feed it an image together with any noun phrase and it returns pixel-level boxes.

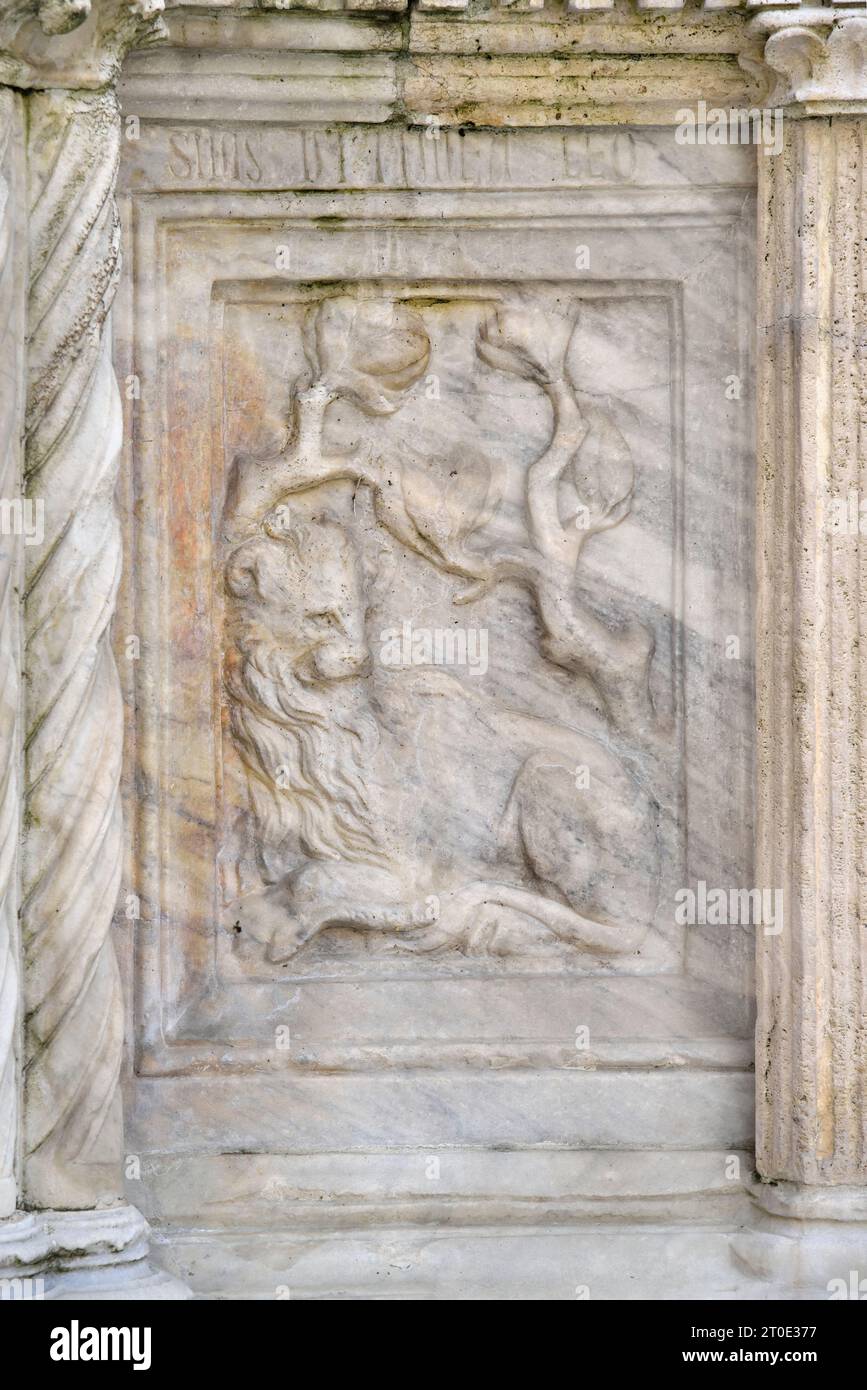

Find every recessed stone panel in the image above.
[117,126,754,1089]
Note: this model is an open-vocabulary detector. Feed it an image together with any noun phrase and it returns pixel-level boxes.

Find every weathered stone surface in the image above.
[0,83,25,1222]
[0,0,865,1301]
[108,100,757,1293]
[0,0,165,88]
[756,114,867,1188]
[118,2,762,126]
[115,125,753,1071]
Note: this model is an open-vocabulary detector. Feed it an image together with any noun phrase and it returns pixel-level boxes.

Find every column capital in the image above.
[0,0,165,90]
[741,8,867,112]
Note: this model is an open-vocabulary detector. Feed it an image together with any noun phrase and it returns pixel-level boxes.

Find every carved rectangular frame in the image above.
[115,129,756,1084]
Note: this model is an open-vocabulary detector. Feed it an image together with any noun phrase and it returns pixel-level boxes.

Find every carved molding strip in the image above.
[21,88,126,1209]
[146,0,867,13]
[113,0,776,126]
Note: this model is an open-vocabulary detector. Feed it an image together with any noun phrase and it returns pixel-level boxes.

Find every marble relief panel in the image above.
[117,130,754,1065]
[217,284,677,973]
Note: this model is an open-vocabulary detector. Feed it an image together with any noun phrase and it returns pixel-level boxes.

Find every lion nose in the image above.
[312,641,370,680]
[339,642,369,672]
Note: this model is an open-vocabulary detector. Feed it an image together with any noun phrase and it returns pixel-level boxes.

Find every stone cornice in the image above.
[122,1,867,14]
[116,3,760,125]
[107,0,867,126]
[2,0,867,107]
[0,0,165,89]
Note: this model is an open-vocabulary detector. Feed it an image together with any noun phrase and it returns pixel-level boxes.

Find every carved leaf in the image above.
[476,305,575,386]
[303,295,430,416]
[567,406,634,535]
[399,445,499,561]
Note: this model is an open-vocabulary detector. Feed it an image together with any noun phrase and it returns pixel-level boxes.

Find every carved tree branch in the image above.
[224,383,377,547]
[526,380,588,567]
[534,574,655,732]
[225,297,655,736]
[471,305,653,731]
[21,88,124,1209]
[223,294,430,549]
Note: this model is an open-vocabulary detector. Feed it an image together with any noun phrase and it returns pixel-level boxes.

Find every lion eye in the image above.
[308,609,339,629]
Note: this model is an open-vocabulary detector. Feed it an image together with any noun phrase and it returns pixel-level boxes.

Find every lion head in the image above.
[225,510,389,879]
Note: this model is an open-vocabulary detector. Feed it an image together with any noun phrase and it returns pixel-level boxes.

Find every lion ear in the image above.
[225,546,261,598]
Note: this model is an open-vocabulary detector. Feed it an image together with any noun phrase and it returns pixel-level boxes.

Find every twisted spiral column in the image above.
[22,88,125,1209]
[0,86,24,1220]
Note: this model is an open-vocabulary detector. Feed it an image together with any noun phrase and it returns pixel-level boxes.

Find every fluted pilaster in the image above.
[756,113,867,1184]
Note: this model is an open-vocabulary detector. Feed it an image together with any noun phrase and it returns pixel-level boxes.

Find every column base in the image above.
[0,1205,191,1300]
[731,1181,867,1298]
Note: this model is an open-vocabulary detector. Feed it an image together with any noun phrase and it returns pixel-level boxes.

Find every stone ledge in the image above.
[146,1222,829,1299]
[131,1148,756,1229]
